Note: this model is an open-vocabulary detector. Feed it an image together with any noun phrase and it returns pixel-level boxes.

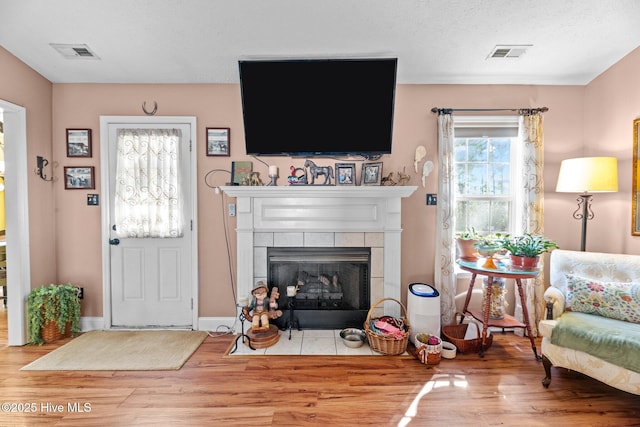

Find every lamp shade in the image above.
[556,157,619,193]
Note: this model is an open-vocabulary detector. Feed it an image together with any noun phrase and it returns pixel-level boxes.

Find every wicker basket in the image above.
[416,338,442,365]
[364,297,411,355]
[442,313,493,354]
[41,320,71,343]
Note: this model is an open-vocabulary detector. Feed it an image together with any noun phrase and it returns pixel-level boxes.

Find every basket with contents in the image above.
[364,297,411,355]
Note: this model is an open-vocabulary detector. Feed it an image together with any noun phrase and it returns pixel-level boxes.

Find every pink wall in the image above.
[51,83,587,317]
[5,45,640,320]
[581,46,640,255]
[0,47,56,289]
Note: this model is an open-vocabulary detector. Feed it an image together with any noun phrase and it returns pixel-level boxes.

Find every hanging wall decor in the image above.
[66,129,92,157]
[206,127,230,156]
[64,166,95,190]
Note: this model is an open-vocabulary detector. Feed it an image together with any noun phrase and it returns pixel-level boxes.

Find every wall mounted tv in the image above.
[239,58,397,158]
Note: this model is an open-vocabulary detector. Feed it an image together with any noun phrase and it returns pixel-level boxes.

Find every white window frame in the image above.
[453,116,520,237]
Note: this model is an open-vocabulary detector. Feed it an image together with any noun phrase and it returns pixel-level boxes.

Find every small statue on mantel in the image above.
[243,281,282,331]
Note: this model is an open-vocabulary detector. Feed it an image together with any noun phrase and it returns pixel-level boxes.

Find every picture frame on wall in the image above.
[206,127,230,156]
[335,163,356,186]
[64,166,95,190]
[361,162,383,186]
[66,128,92,157]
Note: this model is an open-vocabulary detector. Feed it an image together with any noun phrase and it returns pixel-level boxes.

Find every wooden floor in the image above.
[0,310,639,426]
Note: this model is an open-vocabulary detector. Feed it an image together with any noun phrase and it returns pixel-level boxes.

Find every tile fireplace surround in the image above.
[220,185,417,320]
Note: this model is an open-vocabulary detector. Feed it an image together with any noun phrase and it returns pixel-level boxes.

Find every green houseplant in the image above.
[27,283,81,345]
[473,233,504,269]
[498,233,559,269]
[455,227,482,261]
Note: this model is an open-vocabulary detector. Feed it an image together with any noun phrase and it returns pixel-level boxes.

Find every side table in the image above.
[456,259,541,360]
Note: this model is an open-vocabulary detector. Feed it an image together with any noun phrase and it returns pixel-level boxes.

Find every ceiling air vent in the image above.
[50,43,100,60]
[487,45,532,59]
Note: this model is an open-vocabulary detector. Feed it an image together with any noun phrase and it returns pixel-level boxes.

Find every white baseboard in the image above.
[79,316,239,333]
[80,316,105,331]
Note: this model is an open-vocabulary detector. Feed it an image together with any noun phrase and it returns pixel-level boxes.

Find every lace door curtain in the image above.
[115,128,183,238]
[435,111,546,335]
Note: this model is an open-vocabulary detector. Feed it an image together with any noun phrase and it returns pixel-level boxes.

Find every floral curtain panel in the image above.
[115,128,183,238]
[513,112,545,337]
[434,111,457,326]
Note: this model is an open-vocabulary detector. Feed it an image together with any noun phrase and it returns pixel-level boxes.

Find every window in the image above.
[453,117,519,237]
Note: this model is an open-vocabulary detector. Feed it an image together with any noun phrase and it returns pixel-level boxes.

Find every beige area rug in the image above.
[21,330,208,371]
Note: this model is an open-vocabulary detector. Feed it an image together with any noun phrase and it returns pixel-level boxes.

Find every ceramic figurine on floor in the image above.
[243,282,282,331]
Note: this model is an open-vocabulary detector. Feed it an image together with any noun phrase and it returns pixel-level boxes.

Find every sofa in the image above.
[539,249,640,395]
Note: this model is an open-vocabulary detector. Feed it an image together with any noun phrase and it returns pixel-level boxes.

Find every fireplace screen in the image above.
[268,247,371,329]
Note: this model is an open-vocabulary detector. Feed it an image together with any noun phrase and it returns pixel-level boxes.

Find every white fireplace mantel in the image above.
[221,185,417,317]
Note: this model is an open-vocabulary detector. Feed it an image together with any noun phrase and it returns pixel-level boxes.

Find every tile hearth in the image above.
[230,329,406,356]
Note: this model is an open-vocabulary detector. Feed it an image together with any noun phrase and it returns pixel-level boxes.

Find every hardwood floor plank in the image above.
[1,309,639,426]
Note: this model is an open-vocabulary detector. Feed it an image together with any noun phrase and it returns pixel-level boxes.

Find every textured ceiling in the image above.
[1,0,639,85]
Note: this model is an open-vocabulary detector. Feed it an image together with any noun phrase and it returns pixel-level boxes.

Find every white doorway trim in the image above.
[0,100,31,346]
[99,116,199,329]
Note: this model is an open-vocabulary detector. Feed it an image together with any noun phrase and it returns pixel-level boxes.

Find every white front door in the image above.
[105,121,194,328]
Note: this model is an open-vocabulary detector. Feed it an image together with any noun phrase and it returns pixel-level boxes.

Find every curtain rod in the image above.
[431,107,549,114]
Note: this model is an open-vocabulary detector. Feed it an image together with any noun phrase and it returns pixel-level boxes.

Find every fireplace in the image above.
[268,247,370,329]
[220,185,417,326]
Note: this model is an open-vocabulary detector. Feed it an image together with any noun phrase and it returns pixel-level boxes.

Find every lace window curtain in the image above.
[115,128,183,238]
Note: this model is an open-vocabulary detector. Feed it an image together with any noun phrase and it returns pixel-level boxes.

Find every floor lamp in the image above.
[556,157,618,251]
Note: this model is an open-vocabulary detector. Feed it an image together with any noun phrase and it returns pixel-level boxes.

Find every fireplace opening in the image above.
[268,247,371,330]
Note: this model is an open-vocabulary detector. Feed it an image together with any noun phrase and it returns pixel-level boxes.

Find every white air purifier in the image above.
[407,282,441,346]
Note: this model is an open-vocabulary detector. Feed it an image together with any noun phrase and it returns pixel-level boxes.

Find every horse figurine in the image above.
[304,160,334,185]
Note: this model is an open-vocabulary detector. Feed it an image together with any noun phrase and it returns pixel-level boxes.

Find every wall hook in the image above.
[35,155,56,182]
[142,101,158,115]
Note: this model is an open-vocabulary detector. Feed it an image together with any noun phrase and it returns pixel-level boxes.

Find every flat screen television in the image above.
[239,58,397,158]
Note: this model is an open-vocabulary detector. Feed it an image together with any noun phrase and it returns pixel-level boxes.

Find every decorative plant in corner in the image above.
[27,283,81,345]
[498,233,559,270]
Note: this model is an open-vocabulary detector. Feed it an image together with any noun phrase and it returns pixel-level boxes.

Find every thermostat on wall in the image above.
[87,194,99,206]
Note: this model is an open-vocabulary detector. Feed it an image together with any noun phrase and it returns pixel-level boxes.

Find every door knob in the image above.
[109,238,120,246]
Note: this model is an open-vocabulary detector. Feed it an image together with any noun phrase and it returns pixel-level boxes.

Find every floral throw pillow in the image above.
[565,274,640,324]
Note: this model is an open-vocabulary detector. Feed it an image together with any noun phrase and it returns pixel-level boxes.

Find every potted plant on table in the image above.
[27,283,81,345]
[473,233,504,269]
[498,233,559,270]
[455,227,482,261]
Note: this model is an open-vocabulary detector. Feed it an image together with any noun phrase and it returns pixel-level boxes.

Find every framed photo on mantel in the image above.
[335,163,356,186]
[361,162,382,186]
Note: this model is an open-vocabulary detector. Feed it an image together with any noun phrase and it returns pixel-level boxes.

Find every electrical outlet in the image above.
[76,287,84,299]
[228,203,236,217]
[426,194,437,205]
